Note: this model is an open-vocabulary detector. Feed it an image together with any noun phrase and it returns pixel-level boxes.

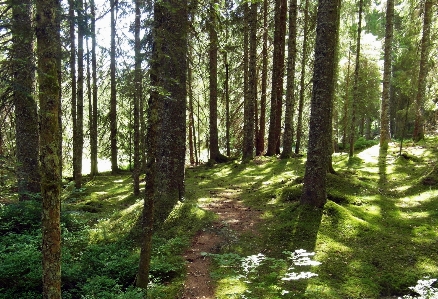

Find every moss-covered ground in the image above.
[1,138,438,298]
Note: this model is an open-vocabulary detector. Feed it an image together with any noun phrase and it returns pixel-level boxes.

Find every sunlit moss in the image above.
[215,276,247,298]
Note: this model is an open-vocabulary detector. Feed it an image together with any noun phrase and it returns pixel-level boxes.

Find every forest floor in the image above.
[181,188,262,298]
[1,138,438,299]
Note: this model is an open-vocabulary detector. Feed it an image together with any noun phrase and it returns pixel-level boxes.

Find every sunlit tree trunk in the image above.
[133,0,142,195]
[12,0,40,200]
[348,0,363,158]
[256,0,268,156]
[295,0,309,155]
[110,0,118,173]
[36,0,62,297]
[379,0,394,150]
[266,0,287,156]
[301,0,340,208]
[342,47,351,150]
[243,2,257,161]
[90,0,98,176]
[412,0,433,142]
[281,0,298,159]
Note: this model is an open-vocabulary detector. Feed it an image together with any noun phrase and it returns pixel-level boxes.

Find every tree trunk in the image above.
[379,0,394,150]
[342,47,351,150]
[412,0,432,142]
[208,0,225,162]
[256,0,268,156]
[90,0,98,176]
[133,0,142,195]
[266,0,287,156]
[12,0,40,200]
[36,0,62,297]
[110,0,118,173]
[75,0,85,188]
[281,0,298,159]
[243,2,257,162]
[301,0,340,208]
[295,0,309,155]
[137,0,188,289]
[348,0,363,158]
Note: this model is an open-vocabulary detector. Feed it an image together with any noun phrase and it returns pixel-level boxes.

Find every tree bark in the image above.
[90,0,98,176]
[256,0,268,156]
[110,0,118,173]
[412,0,433,142]
[266,0,287,156]
[379,0,394,150]
[208,0,225,162]
[301,0,340,208]
[295,0,310,155]
[133,0,142,195]
[36,0,62,297]
[75,0,85,188]
[281,0,298,159]
[137,0,188,289]
[243,2,257,162]
[12,0,40,200]
[348,0,363,158]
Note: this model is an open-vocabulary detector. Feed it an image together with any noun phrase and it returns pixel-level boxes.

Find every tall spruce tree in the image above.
[301,0,340,207]
[137,0,188,289]
[35,0,62,296]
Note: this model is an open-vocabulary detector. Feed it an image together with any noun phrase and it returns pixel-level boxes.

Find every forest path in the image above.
[181,190,261,299]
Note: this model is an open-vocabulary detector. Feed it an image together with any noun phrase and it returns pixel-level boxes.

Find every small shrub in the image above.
[0,200,42,234]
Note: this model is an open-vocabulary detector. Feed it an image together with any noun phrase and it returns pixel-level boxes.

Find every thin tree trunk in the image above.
[243,2,256,161]
[75,0,85,188]
[295,0,310,155]
[90,0,98,176]
[36,0,62,297]
[69,0,77,182]
[281,0,298,159]
[342,47,351,150]
[133,0,142,195]
[224,52,231,157]
[110,0,118,173]
[208,0,225,162]
[348,0,363,158]
[379,0,394,150]
[256,0,268,156]
[412,0,433,142]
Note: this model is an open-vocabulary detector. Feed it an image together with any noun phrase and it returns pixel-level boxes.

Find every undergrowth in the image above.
[1,137,438,298]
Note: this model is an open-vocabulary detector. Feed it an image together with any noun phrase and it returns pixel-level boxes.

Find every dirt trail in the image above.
[181,192,261,299]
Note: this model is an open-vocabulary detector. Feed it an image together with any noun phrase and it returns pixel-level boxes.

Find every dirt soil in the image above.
[181,191,261,299]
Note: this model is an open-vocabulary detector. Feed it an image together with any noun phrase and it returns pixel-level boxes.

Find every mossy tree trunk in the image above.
[36,0,62,297]
[12,0,40,201]
[137,0,188,289]
[301,0,340,208]
[412,0,433,142]
[379,0,394,150]
[281,0,298,159]
[348,0,363,158]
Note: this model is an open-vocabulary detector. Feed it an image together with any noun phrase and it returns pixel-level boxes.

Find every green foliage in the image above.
[0,200,42,234]
[354,136,379,150]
